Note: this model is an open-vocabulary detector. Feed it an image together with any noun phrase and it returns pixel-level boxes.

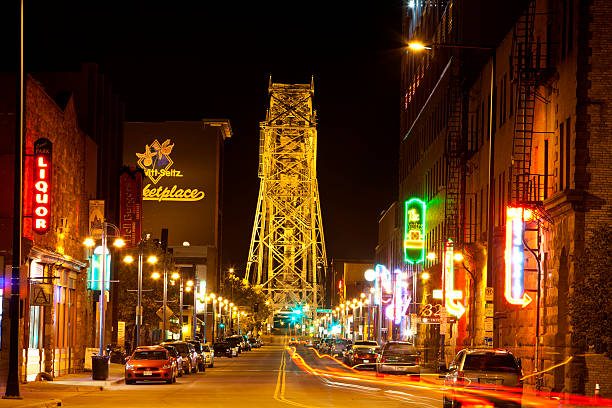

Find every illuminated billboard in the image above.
[123,121,230,247]
[404,198,425,264]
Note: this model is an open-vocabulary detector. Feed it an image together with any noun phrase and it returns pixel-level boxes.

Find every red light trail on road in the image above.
[285,346,612,408]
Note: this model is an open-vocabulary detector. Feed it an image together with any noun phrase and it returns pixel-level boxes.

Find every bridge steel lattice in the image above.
[246,79,327,314]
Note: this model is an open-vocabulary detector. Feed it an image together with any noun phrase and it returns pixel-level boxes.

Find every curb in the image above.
[10,398,62,408]
[23,377,124,393]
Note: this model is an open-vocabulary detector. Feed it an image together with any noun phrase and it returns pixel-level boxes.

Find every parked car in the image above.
[161,341,199,374]
[443,349,523,408]
[344,344,381,369]
[225,336,244,354]
[160,344,183,377]
[201,343,215,367]
[332,339,352,358]
[187,340,207,371]
[248,337,261,348]
[239,335,251,351]
[376,341,420,376]
[125,346,176,384]
[213,341,234,358]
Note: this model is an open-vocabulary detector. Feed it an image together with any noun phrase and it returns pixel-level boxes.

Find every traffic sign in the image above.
[156,306,174,320]
[485,287,494,302]
[31,284,53,306]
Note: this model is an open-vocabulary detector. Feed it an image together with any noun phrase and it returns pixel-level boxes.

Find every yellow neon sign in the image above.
[136,138,207,203]
[143,184,206,202]
[433,239,465,318]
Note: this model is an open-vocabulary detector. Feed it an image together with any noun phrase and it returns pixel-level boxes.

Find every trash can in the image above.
[91,355,110,380]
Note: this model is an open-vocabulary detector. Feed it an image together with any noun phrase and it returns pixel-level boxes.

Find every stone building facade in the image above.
[400,0,612,396]
[0,75,95,382]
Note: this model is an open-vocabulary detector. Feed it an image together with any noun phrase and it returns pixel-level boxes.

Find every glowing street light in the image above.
[123,255,134,264]
[151,271,161,279]
[408,41,431,51]
[113,238,126,248]
[147,255,158,264]
[171,272,180,280]
[453,253,464,262]
[83,237,95,247]
[427,252,437,261]
[422,272,430,280]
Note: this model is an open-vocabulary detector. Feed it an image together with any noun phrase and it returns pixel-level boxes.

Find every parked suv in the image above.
[376,341,420,376]
[443,349,523,408]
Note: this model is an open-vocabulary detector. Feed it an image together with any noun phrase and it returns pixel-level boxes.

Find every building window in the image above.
[559,122,565,191]
[565,117,571,189]
[544,139,549,199]
[480,102,485,147]
[29,306,41,349]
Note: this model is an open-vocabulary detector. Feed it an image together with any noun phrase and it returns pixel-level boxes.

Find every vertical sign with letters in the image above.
[404,198,426,264]
[33,138,52,234]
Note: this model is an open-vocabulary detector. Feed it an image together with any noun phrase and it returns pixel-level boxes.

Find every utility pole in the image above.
[4,0,24,398]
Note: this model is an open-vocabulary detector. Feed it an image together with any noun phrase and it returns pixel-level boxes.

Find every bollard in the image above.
[595,382,600,398]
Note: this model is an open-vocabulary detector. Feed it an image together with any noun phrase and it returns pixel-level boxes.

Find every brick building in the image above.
[400,0,612,396]
[0,75,95,381]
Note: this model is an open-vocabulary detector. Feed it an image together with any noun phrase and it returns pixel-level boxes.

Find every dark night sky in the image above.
[13,1,402,274]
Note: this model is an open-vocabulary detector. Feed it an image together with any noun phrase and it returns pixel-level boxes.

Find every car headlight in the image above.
[125,363,134,370]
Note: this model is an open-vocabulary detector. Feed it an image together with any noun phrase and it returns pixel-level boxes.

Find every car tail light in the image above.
[381,357,385,363]
[415,357,419,364]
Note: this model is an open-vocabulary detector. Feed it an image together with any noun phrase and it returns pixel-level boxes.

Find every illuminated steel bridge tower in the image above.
[246,78,327,313]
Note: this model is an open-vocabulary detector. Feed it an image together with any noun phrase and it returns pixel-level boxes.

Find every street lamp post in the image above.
[125,245,157,348]
[85,222,124,356]
[193,280,199,340]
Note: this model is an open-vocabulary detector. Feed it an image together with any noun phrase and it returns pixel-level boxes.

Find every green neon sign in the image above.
[404,198,426,264]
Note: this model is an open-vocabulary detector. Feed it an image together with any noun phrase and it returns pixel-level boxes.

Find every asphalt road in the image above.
[55,336,442,407]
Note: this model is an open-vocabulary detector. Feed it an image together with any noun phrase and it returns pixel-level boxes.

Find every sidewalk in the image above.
[24,363,125,392]
[0,363,124,407]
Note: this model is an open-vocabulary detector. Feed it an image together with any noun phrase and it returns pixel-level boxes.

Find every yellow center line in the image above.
[273,338,319,408]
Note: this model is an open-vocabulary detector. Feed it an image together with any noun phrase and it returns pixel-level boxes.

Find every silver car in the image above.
[202,344,215,368]
[376,341,420,375]
[443,349,523,408]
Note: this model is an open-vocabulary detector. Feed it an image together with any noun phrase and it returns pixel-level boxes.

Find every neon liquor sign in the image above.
[404,198,426,264]
[504,207,533,307]
[433,239,465,318]
[33,138,52,234]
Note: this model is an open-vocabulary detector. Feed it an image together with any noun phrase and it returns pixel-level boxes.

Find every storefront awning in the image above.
[29,246,87,272]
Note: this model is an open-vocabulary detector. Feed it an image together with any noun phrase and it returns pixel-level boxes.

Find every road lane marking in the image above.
[273,348,320,408]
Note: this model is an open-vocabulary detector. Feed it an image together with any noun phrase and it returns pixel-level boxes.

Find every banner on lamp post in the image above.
[119,167,143,247]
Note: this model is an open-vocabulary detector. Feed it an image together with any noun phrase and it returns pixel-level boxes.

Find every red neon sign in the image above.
[33,138,52,234]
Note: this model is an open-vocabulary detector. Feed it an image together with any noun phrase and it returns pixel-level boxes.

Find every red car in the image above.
[125,346,176,384]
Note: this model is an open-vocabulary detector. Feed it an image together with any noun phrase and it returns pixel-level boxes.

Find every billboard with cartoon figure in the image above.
[123,121,231,247]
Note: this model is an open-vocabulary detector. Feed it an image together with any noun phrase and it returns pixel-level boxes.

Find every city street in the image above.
[4,1,612,404]
[54,336,441,408]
